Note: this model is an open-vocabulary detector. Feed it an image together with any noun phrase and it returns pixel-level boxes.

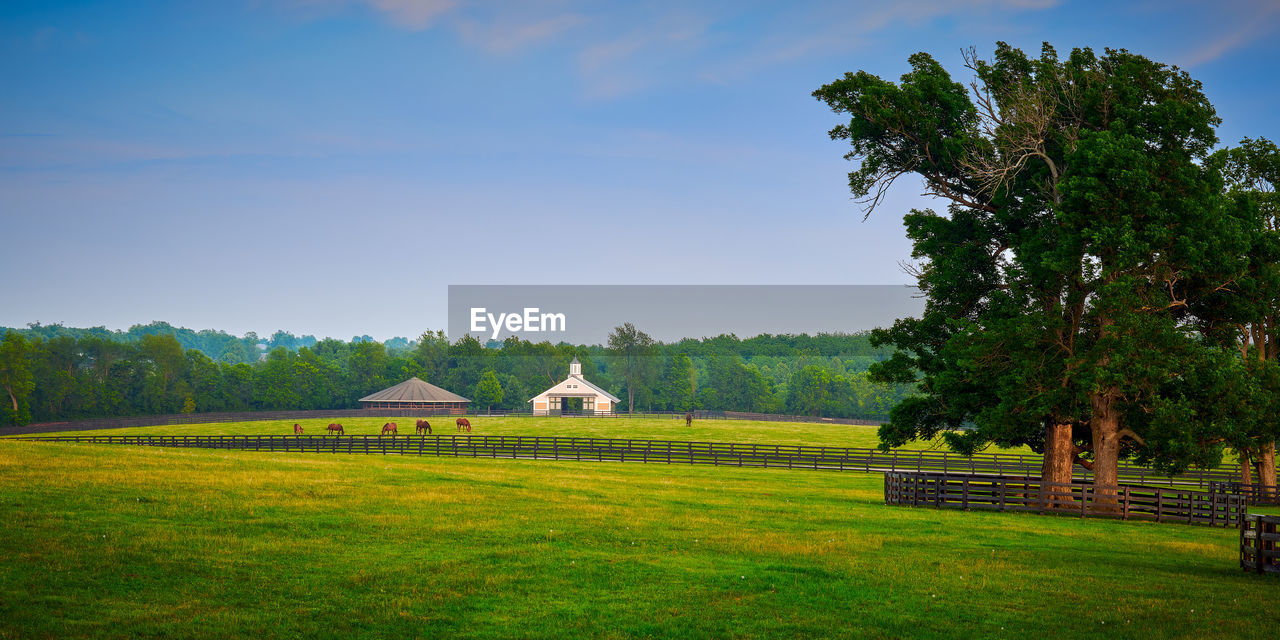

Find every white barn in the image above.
[529,357,620,415]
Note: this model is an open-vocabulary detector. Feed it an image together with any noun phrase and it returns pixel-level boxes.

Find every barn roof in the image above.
[569,376,620,402]
[528,370,621,403]
[359,377,470,403]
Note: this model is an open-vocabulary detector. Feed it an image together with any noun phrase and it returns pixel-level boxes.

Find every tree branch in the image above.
[1117,429,1146,446]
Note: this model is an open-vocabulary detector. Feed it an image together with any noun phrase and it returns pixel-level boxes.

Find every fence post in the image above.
[1259,517,1270,574]
[1254,516,1264,573]
[1251,516,1260,573]
[1241,514,1248,570]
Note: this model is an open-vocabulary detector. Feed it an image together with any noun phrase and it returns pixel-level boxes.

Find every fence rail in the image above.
[13,434,1244,487]
[6,410,887,435]
[884,471,1247,527]
[1240,514,1280,575]
[722,411,883,426]
[2,410,734,435]
[1207,481,1280,506]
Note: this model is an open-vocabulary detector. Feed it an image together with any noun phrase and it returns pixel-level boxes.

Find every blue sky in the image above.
[3,0,1278,340]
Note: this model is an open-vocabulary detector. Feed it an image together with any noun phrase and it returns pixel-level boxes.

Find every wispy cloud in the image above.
[574,9,714,99]
[574,0,1062,98]
[454,12,588,53]
[365,0,457,30]
[288,0,585,52]
[0,127,413,173]
[283,0,1065,99]
[1179,1,1280,66]
[297,0,457,30]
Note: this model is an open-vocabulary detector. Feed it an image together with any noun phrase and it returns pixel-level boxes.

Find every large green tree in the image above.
[473,369,504,413]
[607,323,657,413]
[412,330,451,382]
[137,334,188,414]
[1196,137,1280,497]
[0,332,35,425]
[656,353,696,411]
[815,42,1233,498]
[346,340,389,401]
[705,356,776,413]
[788,365,832,416]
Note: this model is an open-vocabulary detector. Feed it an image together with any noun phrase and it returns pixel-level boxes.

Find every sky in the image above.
[2,0,1278,341]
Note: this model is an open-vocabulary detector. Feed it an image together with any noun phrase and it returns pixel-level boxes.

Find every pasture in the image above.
[0,421,1273,639]
[5,416,1026,453]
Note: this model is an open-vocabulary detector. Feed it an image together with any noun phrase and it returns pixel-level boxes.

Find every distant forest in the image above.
[0,322,915,425]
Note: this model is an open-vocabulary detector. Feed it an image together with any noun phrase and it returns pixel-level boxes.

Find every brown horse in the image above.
[685,412,693,427]
[456,417,471,432]
[293,423,304,435]
[416,419,431,435]
[326,423,344,435]
[382,422,398,435]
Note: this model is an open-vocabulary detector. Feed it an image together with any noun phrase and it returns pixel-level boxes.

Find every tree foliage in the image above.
[607,323,658,413]
[1193,137,1280,493]
[0,323,910,425]
[0,332,35,424]
[816,42,1240,491]
[473,369,504,412]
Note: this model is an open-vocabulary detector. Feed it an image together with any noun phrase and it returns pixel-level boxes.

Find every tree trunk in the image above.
[1258,442,1278,504]
[1089,391,1122,509]
[1042,421,1075,506]
[4,384,15,412]
[1240,450,1254,488]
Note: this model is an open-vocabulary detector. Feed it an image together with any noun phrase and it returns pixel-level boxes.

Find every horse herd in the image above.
[291,418,473,436]
[288,413,693,436]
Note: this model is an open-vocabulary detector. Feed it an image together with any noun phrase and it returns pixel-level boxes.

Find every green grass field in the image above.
[1,420,1274,639]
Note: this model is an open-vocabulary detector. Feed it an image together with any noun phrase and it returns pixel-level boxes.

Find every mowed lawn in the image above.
[1,435,1274,639]
[11,416,1033,454]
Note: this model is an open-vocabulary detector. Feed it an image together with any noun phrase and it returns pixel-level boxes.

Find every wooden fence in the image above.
[722,411,883,426]
[1240,514,1280,575]
[7,410,884,435]
[19,434,1013,473]
[10,434,1246,487]
[883,471,1247,527]
[3,409,729,435]
[1208,481,1280,506]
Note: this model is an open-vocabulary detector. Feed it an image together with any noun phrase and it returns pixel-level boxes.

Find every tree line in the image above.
[0,326,913,425]
[814,42,1279,496]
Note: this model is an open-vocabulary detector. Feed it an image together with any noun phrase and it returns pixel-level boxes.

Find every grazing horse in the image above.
[456,417,471,433]
[293,423,304,435]
[416,419,431,435]
[685,412,693,427]
[326,423,344,435]
[382,422,398,435]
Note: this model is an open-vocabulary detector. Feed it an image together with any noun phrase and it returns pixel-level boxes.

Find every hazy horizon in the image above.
[2,316,902,346]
